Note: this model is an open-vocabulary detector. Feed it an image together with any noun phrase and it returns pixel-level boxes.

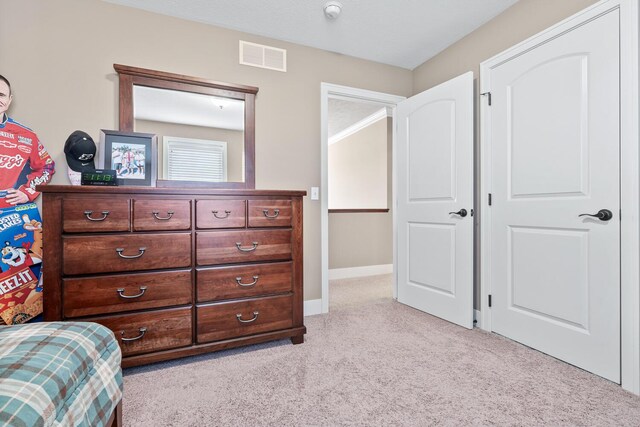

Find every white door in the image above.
[397,72,474,329]
[487,10,620,381]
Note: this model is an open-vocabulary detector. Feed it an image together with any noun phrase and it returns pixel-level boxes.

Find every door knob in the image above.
[449,209,468,218]
[578,209,613,221]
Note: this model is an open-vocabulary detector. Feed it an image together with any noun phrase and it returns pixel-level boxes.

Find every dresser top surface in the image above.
[38,185,307,197]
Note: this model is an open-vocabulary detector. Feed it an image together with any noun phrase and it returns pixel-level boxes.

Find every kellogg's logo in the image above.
[0,154,24,169]
[29,172,50,190]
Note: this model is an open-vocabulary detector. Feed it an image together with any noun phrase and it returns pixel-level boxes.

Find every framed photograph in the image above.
[99,130,157,187]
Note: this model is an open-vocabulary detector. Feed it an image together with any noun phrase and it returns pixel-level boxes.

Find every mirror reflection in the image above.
[133,86,245,183]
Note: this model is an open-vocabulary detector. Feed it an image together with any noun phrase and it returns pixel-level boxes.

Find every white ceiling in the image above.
[102,0,519,70]
[328,98,383,138]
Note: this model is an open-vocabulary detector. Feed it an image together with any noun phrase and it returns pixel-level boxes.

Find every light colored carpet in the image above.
[123,274,640,426]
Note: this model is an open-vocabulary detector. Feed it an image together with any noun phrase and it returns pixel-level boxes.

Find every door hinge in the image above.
[488,193,492,206]
[488,294,492,308]
[481,91,492,106]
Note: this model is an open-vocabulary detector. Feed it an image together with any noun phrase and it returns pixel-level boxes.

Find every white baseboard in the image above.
[474,309,482,329]
[328,264,393,280]
[304,299,323,317]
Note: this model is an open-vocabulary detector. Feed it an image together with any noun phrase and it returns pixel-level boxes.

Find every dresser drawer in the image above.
[93,307,192,357]
[63,233,191,275]
[63,270,192,318]
[196,200,246,229]
[197,294,292,343]
[63,198,130,232]
[133,199,191,231]
[196,230,291,266]
[248,200,292,228]
[197,262,292,302]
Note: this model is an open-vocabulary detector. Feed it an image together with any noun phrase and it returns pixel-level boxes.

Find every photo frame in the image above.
[99,130,157,187]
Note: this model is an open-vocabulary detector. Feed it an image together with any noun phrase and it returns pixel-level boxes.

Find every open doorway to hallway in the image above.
[320,83,405,313]
[327,97,394,310]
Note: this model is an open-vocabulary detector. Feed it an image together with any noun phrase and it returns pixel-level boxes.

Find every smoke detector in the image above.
[323,1,342,20]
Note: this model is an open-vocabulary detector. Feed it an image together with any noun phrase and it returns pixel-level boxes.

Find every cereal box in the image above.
[0,203,43,325]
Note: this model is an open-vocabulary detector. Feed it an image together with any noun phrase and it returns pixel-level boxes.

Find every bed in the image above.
[0,322,123,427]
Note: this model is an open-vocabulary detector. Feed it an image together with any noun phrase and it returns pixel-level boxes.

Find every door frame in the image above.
[320,83,406,313]
[480,0,640,394]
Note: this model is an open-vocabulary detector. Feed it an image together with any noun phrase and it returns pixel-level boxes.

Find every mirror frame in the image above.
[114,64,258,189]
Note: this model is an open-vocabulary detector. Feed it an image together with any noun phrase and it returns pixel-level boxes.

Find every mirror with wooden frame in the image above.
[115,64,258,188]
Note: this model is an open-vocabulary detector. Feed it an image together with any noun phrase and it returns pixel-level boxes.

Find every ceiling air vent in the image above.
[240,41,287,72]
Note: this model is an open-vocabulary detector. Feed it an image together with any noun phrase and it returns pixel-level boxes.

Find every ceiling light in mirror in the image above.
[133,86,245,130]
[133,85,246,183]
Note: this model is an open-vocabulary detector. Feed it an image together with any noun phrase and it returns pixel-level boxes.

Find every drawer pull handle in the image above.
[262,209,280,219]
[84,210,110,221]
[121,327,147,342]
[116,286,148,299]
[236,275,259,287]
[116,247,146,259]
[236,311,259,323]
[212,210,231,219]
[152,210,174,220]
[235,242,258,252]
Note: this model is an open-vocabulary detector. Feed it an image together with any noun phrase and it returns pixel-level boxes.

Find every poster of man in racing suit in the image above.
[0,74,55,324]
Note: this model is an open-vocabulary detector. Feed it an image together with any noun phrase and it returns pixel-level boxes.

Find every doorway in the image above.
[320,84,405,313]
[327,99,393,310]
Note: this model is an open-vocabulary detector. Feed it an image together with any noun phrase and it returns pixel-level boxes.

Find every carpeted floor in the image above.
[123,274,640,426]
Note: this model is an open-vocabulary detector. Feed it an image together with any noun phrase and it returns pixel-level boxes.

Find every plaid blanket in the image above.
[0,322,122,427]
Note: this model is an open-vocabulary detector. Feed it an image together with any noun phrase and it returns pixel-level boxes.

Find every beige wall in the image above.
[413,0,600,92]
[329,118,393,270]
[0,0,412,301]
[135,120,244,182]
[328,118,387,210]
[412,0,599,308]
[329,212,393,269]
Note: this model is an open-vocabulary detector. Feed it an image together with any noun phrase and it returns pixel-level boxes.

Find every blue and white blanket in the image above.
[0,322,122,427]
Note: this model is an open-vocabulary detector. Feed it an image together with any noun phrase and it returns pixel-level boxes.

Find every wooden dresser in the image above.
[39,186,306,367]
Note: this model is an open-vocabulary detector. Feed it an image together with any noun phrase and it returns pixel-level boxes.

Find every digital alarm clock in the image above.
[81,169,118,186]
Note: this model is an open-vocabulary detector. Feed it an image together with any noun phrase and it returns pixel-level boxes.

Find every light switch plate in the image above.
[311,187,319,200]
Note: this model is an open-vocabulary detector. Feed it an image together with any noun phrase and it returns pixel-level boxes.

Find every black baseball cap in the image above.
[64,130,96,172]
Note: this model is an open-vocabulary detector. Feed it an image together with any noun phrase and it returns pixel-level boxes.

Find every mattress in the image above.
[0,322,123,427]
